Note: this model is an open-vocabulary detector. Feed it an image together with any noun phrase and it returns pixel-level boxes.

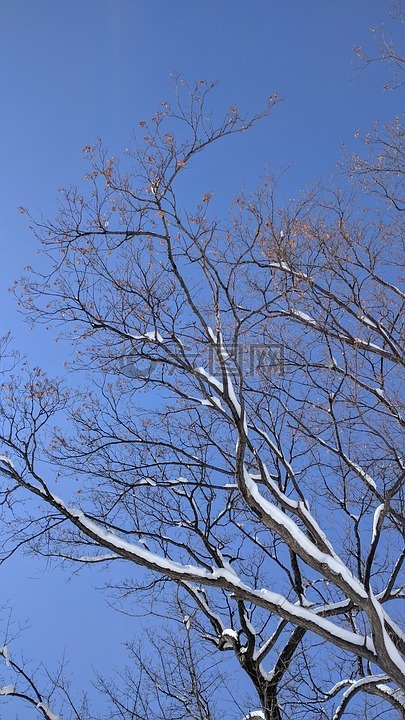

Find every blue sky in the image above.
[1,1,400,364]
[0,1,401,715]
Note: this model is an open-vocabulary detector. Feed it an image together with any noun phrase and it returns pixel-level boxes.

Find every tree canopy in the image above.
[0,19,404,720]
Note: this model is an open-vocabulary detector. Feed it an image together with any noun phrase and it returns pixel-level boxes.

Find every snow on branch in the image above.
[0,455,14,470]
[242,469,368,602]
[36,701,60,720]
[0,685,15,695]
[331,675,405,719]
[194,366,224,393]
[0,646,11,666]
[29,487,379,663]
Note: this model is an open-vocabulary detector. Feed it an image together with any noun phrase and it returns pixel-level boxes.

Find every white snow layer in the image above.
[372,504,384,543]
[243,469,368,601]
[43,488,375,654]
[369,590,405,677]
[221,628,238,641]
[0,455,14,469]
[207,326,217,343]
[291,309,318,326]
[0,685,15,695]
[144,330,164,343]
[0,646,11,666]
[197,396,224,410]
[268,261,291,272]
[36,702,60,720]
[332,675,405,720]
[195,366,224,392]
[349,462,376,490]
[358,315,378,329]
[129,330,164,343]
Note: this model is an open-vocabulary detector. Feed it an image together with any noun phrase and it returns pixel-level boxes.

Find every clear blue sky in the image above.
[0,0,399,356]
[0,1,401,715]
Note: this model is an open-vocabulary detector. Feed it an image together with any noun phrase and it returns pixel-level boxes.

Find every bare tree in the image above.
[351,1,405,213]
[0,60,404,720]
[354,0,405,91]
[0,609,89,720]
